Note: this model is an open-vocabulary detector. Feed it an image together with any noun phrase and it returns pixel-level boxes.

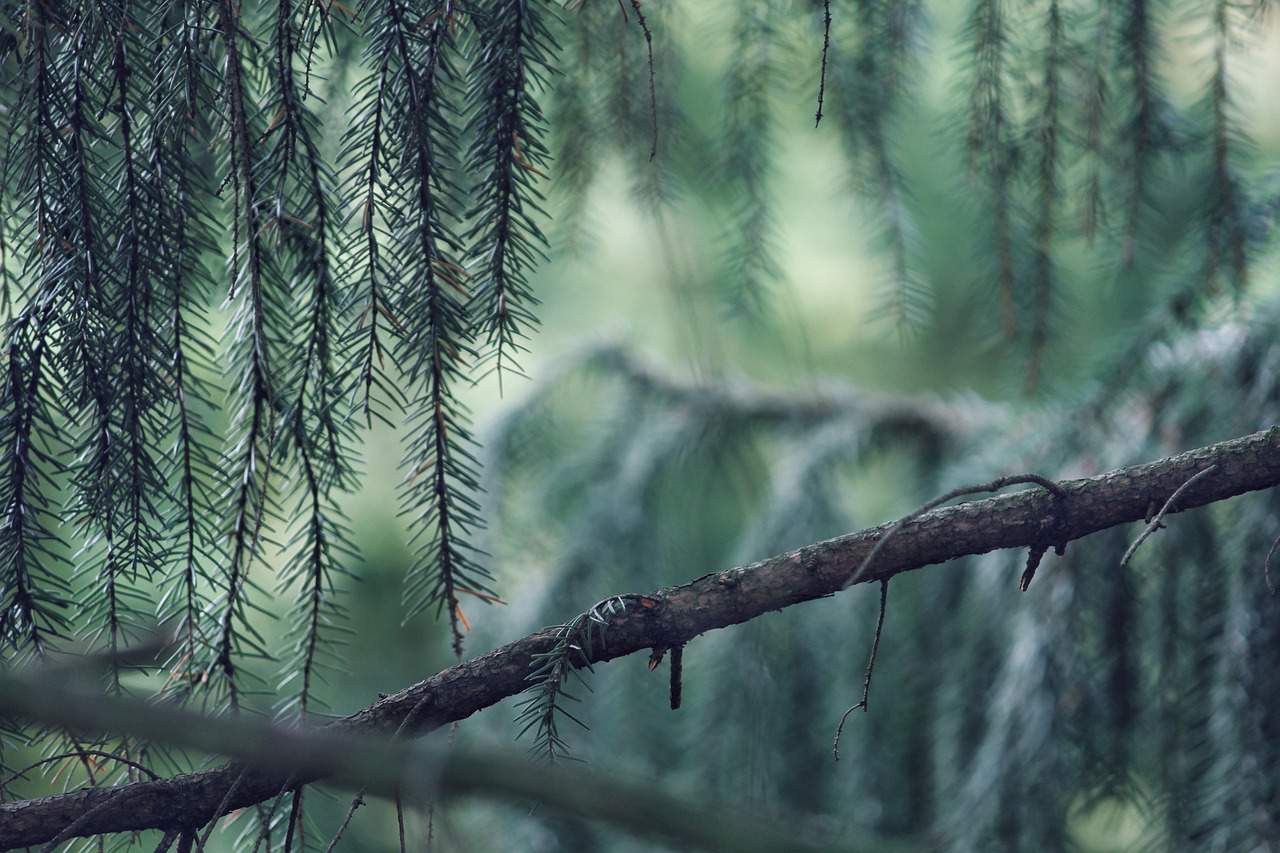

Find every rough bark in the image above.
[2,426,1278,849]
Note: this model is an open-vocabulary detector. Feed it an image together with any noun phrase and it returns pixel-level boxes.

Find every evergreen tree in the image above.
[0,0,1278,850]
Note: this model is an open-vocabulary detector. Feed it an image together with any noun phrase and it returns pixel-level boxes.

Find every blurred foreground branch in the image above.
[0,670,873,853]
[2,426,1279,849]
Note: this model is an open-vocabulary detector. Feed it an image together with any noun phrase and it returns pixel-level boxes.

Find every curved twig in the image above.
[1,750,160,790]
[833,579,890,761]
[322,792,364,853]
[196,767,248,851]
[846,474,1066,588]
[325,683,436,850]
[1265,532,1280,596]
[1119,465,1217,566]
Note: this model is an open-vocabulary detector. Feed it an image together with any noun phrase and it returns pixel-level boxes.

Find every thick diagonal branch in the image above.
[2,426,1279,849]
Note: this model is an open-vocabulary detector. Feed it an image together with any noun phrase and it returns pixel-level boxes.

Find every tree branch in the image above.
[2,426,1279,849]
[0,669,889,853]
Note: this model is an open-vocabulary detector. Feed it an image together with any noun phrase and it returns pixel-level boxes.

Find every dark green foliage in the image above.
[1,0,1279,849]
[464,0,556,386]
[337,0,489,660]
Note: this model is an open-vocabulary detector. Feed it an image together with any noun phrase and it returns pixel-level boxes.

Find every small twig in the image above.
[815,0,832,126]
[846,474,1066,588]
[0,749,160,789]
[1120,465,1217,567]
[395,791,408,853]
[196,767,249,851]
[153,829,179,853]
[628,0,658,160]
[326,691,434,852]
[246,778,298,853]
[426,722,459,849]
[1265,533,1280,596]
[282,787,303,853]
[1020,543,1049,592]
[322,793,365,853]
[668,644,683,711]
[833,579,890,761]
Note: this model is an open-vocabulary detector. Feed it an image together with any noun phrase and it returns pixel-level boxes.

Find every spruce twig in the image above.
[833,579,890,761]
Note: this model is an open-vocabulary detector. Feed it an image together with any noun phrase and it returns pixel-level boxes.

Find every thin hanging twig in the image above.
[396,791,408,853]
[832,579,890,761]
[628,0,658,160]
[282,787,303,852]
[322,792,365,853]
[423,720,459,849]
[324,690,435,851]
[246,778,299,853]
[1264,532,1280,595]
[1119,465,1217,566]
[196,768,249,851]
[815,0,832,126]
[669,644,683,710]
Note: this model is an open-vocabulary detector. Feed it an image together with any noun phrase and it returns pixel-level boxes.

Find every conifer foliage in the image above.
[0,0,1278,850]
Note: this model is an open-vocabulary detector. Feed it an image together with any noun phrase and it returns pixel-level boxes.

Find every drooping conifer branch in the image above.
[1079,0,1111,243]
[0,306,67,661]
[213,0,282,710]
[827,0,928,330]
[404,1,481,658]
[103,0,168,623]
[343,54,394,423]
[266,0,355,726]
[545,3,601,253]
[63,20,140,688]
[340,0,492,657]
[1118,0,1160,266]
[1026,0,1063,392]
[152,0,220,703]
[965,0,1015,338]
[465,0,555,388]
[1204,0,1248,291]
[720,0,782,317]
[0,0,71,663]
